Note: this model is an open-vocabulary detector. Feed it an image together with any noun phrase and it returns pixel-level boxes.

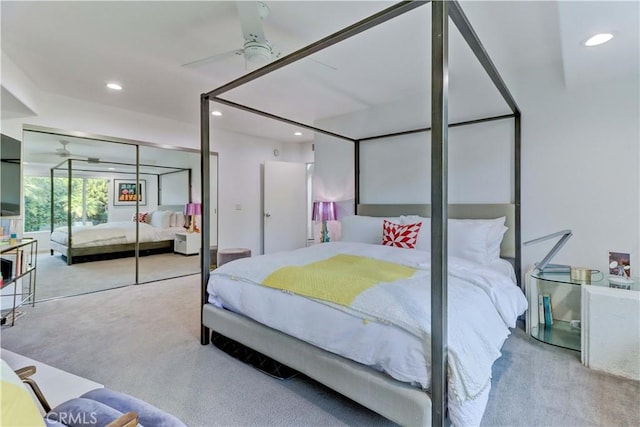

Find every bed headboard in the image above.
[357,203,516,259]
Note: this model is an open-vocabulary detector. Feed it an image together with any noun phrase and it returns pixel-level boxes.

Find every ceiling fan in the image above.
[182,1,335,71]
[182,2,277,69]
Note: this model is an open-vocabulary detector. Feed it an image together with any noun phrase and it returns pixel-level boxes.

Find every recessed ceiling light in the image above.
[211,110,223,116]
[108,167,115,171]
[584,33,613,47]
[106,82,122,91]
[23,161,29,165]
[294,131,303,136]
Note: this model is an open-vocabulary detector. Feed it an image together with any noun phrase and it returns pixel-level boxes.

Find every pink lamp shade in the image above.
[184,203,202,216]
[312,201,337,222]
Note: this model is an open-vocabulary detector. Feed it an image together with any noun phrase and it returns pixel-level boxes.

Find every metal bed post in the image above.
[201,93,211,346]
[431,1,449,425]
[66,159,72,265]
[50,168,54,256]
[135,144,140,285]
[354,148,358,218]
[515,113,522,284]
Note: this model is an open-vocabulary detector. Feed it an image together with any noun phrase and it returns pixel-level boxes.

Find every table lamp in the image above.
[523,229,572,273]
[312,201,337,243]
[184,202,202,233]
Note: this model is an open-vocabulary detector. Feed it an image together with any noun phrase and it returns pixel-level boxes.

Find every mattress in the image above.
[207,242,527,426]
[51,222,184,248]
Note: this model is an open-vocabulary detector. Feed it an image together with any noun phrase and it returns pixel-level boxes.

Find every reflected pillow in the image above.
[174,212,186,228]
[382,220,422,249]
[131,212,149,223]
[149,211,172,229]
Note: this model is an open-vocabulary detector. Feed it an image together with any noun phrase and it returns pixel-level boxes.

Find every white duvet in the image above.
[207,242,527,426]
[51,222,161,247]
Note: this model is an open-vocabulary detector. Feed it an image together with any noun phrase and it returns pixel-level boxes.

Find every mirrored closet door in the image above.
[22,126,217,301]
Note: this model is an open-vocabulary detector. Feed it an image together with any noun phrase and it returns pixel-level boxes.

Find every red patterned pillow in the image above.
[132,212,148,223]
[382,220,422,249]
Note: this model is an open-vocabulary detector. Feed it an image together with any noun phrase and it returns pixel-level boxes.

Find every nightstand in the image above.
[526,270,584,351]
[582,276,639,380]
[527,269,639,368]
[174,232,200,256]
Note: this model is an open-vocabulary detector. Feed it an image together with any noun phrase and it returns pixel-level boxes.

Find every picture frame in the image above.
[609,251,631,277]
[114,179,146,206]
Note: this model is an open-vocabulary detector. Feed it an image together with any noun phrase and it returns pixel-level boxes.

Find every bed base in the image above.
[203,304,432,426]
[50,240,174,265]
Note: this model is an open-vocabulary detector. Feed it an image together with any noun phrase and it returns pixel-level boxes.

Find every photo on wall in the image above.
[114,179,146,206]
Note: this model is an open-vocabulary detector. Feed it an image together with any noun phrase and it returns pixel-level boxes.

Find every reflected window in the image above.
[24,175,108,231]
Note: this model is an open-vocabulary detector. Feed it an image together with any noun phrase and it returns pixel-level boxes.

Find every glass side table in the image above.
[527,269,638,351]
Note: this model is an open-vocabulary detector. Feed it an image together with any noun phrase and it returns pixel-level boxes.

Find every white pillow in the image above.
[149,210,172,229]
[400,215,507,264]
[340,215,401,244]
[169,212,177,228]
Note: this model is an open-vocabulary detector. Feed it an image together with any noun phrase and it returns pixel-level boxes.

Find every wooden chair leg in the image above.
[106,412,139,427]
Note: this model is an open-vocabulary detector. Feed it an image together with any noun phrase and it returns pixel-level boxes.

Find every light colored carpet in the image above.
[1,276,638,426]
[35,252,199,301]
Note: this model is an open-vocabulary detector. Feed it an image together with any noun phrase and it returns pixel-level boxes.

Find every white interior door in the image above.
[264,161,307,254]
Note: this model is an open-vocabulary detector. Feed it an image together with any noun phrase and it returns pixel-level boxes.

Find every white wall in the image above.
[313,70,639,281]
[517,71,639,277]
[212,128,313,255]
[313,135,355,219]
[359,120,512,204]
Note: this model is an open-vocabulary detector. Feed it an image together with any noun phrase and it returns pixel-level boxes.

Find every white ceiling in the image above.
[1,1,638,144]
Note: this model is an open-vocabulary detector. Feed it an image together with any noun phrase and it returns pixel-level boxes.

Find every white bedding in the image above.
[51,222,184,247]
[207,242,527,427]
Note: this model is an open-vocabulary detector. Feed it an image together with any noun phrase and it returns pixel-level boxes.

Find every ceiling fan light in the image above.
[584,33,613,47]
[243,41,272,64]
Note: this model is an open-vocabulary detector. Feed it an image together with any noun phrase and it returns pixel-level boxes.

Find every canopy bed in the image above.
[49,158,192,265]
[199,1,522,426]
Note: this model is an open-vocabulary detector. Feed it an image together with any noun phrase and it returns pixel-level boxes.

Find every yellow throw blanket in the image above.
[262,254,417,306]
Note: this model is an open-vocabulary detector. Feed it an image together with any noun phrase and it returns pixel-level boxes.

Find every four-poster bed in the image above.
[199,1,522,425]
[49,158,192,265]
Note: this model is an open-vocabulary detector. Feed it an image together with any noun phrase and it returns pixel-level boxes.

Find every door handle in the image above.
[264,213,271,218]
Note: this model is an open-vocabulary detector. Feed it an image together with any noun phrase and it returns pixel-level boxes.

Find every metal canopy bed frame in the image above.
[199,1,521,425]
[49,158,192,266]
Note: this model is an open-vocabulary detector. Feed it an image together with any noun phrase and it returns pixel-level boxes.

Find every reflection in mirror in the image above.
[138,145,202,283]
[23,127,219,298]
[23,130,136,300]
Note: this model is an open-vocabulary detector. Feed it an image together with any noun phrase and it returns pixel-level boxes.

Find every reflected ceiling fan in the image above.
[56,140,72,157]
[53,140,99,163]
[182,1,335,71]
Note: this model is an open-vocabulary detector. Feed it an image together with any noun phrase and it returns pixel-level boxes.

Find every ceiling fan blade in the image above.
[306,57,338,71]
[236,1,267,44]
[182,49,243,68]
